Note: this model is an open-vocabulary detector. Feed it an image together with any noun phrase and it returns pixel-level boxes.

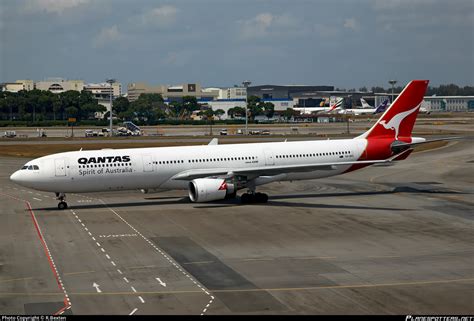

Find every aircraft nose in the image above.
[10,170,27,186]
[10,170,20,183]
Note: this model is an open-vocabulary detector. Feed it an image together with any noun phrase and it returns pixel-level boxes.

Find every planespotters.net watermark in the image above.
[406,316,473,321]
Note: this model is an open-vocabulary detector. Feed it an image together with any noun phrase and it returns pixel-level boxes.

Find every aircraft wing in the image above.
[171,150,411,181]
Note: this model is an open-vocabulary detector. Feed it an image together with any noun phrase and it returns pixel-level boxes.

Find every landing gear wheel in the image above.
[241,193,251,204]
[225,191,237,200]
[255,193,268,203]
[241,193,268,204]
[58,201,68,210]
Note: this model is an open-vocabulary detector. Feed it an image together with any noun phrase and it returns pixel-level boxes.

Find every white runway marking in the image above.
[32,197,42,201]
[98,234,138,238]
[156,277,167,287]
[129,308,138,315]
[69,207,146,310]
[87,196,216,315]
[93,282,102,293]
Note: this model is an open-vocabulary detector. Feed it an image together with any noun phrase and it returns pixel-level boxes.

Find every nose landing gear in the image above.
[55,192,68,210]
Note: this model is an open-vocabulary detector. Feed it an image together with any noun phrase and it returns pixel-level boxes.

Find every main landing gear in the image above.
[240,192,268,204]
[55,192,68,210]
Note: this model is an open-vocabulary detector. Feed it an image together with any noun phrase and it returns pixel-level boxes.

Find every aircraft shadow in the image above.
[33,188,465,212]
[34,197,191,211]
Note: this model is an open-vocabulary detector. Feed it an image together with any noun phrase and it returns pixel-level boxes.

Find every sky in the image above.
[0,0,473,90]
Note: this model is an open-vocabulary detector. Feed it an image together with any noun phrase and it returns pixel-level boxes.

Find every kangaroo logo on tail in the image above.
[378,104,420,139]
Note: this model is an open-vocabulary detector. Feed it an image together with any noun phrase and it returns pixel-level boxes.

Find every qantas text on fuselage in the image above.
[11,80,438,209]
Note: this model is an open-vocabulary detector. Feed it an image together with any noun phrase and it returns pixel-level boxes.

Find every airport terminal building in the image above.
[127,82,219,102]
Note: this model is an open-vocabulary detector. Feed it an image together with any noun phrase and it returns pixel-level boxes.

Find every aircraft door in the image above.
[263,149,274,166]
[55,159,66,177]
[142,155,154,172]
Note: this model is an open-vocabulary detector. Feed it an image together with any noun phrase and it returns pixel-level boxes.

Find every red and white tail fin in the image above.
[328,97,344,112]
[357,80,429,140]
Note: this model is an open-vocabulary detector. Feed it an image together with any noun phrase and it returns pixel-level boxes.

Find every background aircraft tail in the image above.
[373,99,389,114]
[328,97,344,112]
[360,98,372,109]
[358,80,429,140]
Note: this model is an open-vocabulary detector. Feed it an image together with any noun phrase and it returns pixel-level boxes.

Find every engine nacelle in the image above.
[188,178,235,203]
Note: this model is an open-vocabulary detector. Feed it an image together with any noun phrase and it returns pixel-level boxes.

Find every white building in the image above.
[35,78,84,93]
[204,100,247,120]
[423,96,474,112]
[219,87,247,100]
[84,82,122,112]
[1,80,34,92]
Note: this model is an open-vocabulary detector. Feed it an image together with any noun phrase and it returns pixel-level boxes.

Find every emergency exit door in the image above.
[55,159,66,176]
[142,155,154,172]
[263,149,275,166]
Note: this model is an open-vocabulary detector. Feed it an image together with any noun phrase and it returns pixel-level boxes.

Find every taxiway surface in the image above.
[0,139,472,314]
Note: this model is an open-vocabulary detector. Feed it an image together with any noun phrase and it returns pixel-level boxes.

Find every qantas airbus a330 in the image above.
[11,80,442,209]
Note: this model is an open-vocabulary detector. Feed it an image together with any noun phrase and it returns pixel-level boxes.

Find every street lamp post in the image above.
[242,80,251,135]
[106,78,116,136]
[388,80,397,104]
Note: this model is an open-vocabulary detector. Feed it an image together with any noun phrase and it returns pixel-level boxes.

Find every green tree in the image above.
[65,106,78,117]
[198,108,214,120]
[283,108,296,120]
[214,109,225,120]
[228,106,245,118]
[247,96,262,120]
[261,102,275,119]
[113,97,130,115]
[128,95,166,124]
[52,95,62,121]
[371,86,386,93]
[182,96,200,112]
[81,103,105,120]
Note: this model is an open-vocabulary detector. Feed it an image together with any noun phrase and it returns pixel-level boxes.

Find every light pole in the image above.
[388,80,397,104]
[106,78,116,136]
[242,80,251,135]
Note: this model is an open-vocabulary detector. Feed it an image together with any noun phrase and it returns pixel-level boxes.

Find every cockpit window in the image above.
[27,165,33,170]
[21,166,28,170]
[33,165,39,170]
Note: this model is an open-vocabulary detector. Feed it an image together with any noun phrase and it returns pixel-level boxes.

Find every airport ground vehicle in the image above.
[11,80,453,209]
[261,129,270,135]
[3,131,16,138]
[84,130,98,137]
[220,129,228,135]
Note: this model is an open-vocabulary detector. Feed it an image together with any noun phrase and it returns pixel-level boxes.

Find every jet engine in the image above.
[188,178,235,203]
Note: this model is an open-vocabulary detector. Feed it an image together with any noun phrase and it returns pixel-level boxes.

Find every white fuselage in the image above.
[11,139,367,193]
[292,107,336,115]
